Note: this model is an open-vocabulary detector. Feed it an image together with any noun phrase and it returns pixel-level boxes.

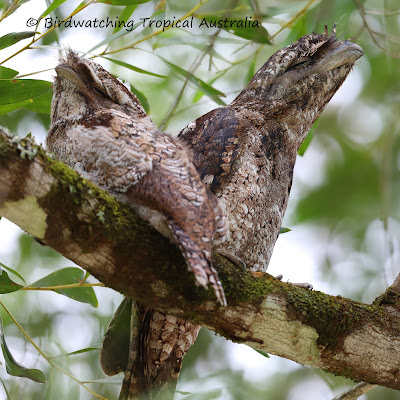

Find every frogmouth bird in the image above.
[47,50,227,399]
[180,25,364,273]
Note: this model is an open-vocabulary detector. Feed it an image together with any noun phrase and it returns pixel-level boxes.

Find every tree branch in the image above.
[1,131,400,390]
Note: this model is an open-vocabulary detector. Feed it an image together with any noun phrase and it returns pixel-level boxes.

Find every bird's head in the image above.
[232,26,364,131]
[51,50,146,124]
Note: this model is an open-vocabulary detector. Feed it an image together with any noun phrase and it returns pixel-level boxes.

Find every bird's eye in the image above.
[93,86,106,96]
[288,57,311,71]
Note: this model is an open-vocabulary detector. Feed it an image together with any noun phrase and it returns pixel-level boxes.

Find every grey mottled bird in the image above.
[47,50,226,400]
[180,26,364,272]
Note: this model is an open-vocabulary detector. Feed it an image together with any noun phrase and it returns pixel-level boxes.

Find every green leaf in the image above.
[153,33,243,49]
[88,23,140,53]
[245,57,256,84]
[39,0,67,20]
[0,316,46,383]
[197,16,271,44]
[51,346,100,358]
[255,349,270,358]
[30,267,98,307]
[0,67,18,79]
[160,57,226,106]
[298,119,319,156]
[279,227,291,234]
[176,391,192,395]
[102,56,167,79]
[23,91,52,114]
[43,368,54,400]
[0,99,33,115]
[192,73,225,103]
[97,0,151,6]
[0,262,26,285]
[184,389,222,400]
[128,84,150,113]
[0,269,23,294]
[0,79,52,115]
[0,376,12,399]
[0,32,37,51]
[112,5,137,33]
[83,376,123,384]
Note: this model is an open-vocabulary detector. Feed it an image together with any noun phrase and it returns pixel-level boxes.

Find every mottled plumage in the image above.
[180,28,364,271]
[47,50,226,305]
[47,51,225,400]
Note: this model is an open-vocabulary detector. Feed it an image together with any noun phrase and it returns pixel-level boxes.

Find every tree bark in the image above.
[1,131,399,390]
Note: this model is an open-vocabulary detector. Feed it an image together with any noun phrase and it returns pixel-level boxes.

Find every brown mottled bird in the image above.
[47,51,226,399]
[180,26,364,273]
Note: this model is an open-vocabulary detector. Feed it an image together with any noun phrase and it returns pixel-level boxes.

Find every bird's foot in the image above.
[215,249,246,270]
[275,274,313,290]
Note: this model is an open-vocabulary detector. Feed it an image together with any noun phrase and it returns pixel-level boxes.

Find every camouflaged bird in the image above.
[180,26,364,272]
[47,50,227,400]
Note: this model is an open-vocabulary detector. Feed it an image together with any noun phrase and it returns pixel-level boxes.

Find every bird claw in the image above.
[216,249,246,270]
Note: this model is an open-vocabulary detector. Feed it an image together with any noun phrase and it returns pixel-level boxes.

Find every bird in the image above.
[47,50,227,399]
[179,25,364,273]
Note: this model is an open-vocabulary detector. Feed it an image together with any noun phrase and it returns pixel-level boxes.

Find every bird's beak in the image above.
[55,64,86,89]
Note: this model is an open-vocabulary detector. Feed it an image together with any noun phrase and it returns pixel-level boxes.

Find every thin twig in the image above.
[0,0,96,65]
[22,282,104,290]
[270,0,319,40]
[332,382,376,400]
[0,300,108,400]
[102,0,210,56]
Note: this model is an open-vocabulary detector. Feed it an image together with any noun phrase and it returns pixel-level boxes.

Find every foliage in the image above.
[0,0,399,399]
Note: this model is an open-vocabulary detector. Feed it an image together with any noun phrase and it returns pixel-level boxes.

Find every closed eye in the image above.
[93,86,107,96]
[287,57,312,71]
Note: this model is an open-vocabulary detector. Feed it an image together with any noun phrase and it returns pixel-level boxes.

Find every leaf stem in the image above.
[22,282,104,291]
[0,0,96,65]
[103,0,210,56]
[0,300,108,399]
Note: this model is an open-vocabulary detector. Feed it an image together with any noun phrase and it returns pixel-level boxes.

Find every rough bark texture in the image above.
[1,131,400,390]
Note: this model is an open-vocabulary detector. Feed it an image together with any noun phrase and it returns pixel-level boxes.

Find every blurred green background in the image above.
[0,0,399,398]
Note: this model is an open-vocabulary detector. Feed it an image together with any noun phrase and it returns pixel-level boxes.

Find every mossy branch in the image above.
[0,131,399,390]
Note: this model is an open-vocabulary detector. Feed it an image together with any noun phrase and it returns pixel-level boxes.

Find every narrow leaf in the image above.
[51,346,100,358]
[161,57,226,106]
[112,5,137,33]
[245,57,256,84]
[153,33,243,49]
[39,0,67,19]
[43,368,54,400]
[129,85,150,113]
[102,56,167,78]
[88,23,140,53]
[192,73,224,103]
[83,376,123,384]
[30,267,98,307]
[0,376,12,400]
[198,16,271,44]
[0,67,18,79]
[255,349,270,358]
[0,316,46,383]
[0,262,26,285]
[0,270,23,294]
[298,119,319,156]
[279,227,291,234]
[0,32,37,51]
[97,0,151,7]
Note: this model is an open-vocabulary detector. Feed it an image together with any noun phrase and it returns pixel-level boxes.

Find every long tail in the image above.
[167,219,227,306]
[100,298,201,400]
